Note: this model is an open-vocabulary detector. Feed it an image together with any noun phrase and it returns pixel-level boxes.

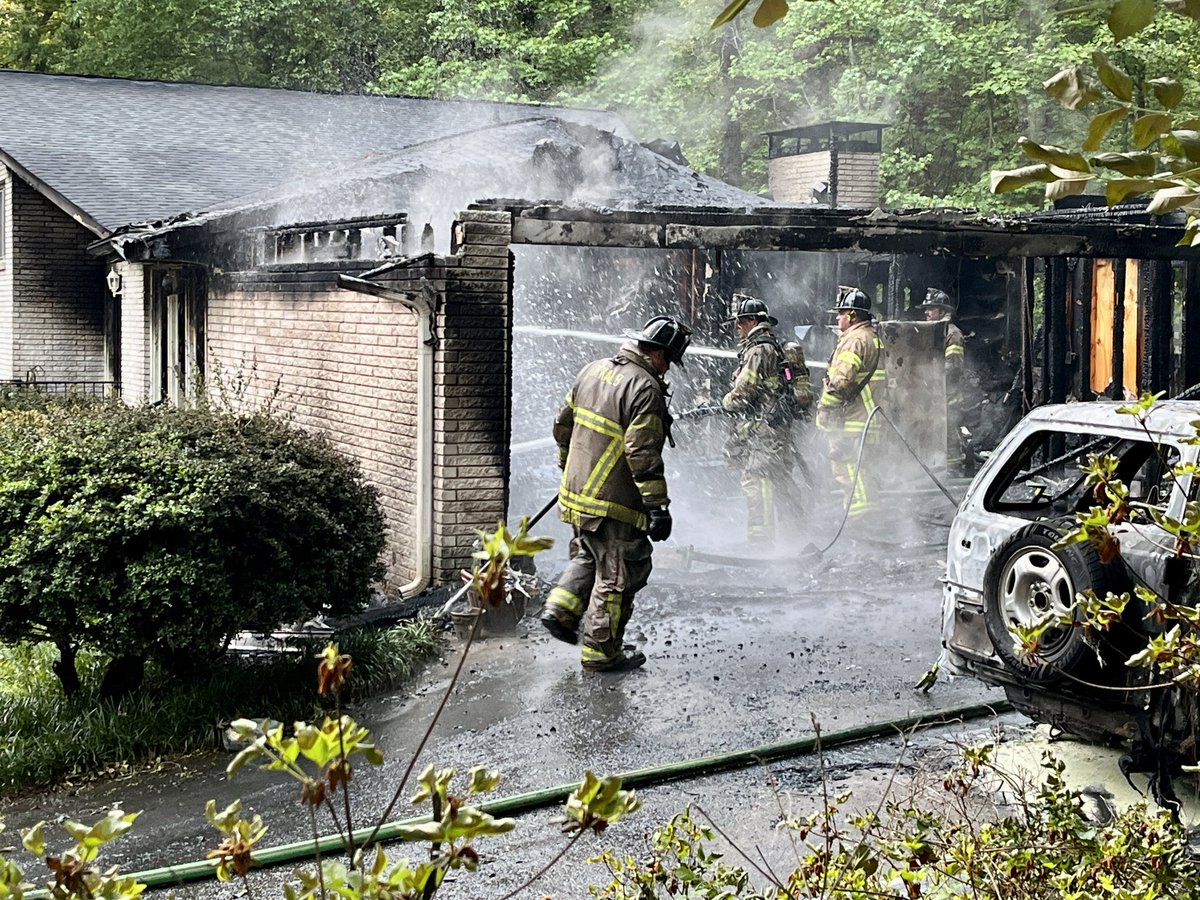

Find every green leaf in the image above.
[1091,151,1159,176]
[1167,130,1200,162]
[1044,66,1105,109]
[710,0,751,28]
[990,164,1056,194]
[1178,218,1200,247]
[1105,178,1177,205]
[1084,108,1129,152]
[1092,52,1133,102]
[1046,176,1093,201]
[752,0,789,27]
[1148,78,1185,110]
[1133,113,1172,148]
[1108,0,1156,41]
[1018,137,1092,172]
[1147,186,1200,214]
[21,823,45,857]
[1166,0,1200,20]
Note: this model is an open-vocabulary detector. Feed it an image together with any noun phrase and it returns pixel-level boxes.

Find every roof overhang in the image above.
[0,148,109,238]
[476,201,1200,260]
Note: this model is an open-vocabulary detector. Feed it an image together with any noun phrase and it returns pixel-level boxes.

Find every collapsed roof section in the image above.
[107,117,774,262]
[0,69,628,234]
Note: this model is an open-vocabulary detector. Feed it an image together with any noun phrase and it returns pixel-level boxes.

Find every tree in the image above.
[0,0,384,91]
[372,0,640,101]
[989,1,1200,242]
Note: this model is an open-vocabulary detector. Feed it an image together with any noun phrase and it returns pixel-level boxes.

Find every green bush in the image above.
[0,400,386,696]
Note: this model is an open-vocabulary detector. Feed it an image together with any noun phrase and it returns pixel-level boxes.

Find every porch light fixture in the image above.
[106,268,123,295]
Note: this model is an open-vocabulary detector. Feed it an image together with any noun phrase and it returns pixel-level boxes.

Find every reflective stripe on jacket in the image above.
[818,320,886,431]
[553,342,670,532]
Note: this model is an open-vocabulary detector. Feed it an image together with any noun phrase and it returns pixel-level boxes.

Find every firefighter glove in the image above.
[647,506,673,542]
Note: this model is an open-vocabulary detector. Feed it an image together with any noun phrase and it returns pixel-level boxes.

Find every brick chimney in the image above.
[766,121,887,208]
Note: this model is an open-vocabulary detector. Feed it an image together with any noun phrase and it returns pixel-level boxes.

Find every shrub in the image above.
[0,400,386,696]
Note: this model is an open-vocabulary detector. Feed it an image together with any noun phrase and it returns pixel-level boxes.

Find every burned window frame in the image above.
[983,426,1189,521]
[258,217,408,267]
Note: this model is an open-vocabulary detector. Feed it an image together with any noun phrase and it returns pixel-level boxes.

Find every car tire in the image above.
[982,521,1128,683]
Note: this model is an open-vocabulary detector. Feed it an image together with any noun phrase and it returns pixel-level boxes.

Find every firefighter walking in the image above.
[540,315,692,672]
[722,294,811,543]
[922,288,966,472]
[816,286,887,518]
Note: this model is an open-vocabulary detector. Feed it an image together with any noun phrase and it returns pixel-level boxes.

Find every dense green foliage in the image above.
[5,0,1199,208]
[0,623,440,793]
[0,399,386,694]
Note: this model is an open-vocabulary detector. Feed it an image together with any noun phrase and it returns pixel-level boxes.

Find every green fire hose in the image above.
[80,699,1011,892]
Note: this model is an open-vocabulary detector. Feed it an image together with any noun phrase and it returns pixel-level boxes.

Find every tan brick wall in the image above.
[7,175,105,381]
[205,264,422,589]
[0,166,12,380]
[768,151,881,207]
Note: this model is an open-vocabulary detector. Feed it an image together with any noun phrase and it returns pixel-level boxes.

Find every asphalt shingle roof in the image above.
[0,70,633,233]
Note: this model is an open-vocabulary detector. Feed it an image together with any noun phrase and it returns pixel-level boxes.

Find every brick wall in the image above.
[0,167,12,380]
[768,151,881,208]
[202,210,513,591]
[8,175,105,381]
[206,261,424,589]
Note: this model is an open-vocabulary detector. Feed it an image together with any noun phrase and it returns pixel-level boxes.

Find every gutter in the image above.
[337,273,437,598]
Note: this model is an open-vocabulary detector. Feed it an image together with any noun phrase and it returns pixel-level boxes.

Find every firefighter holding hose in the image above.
[721,293,809,544]
[540,315,692,672]
[816,286,887,518]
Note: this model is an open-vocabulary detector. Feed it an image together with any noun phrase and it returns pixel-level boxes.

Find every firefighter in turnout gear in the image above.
[922,288,966,470]
[721,294,801,543]
[816,286,887,518]
[540,315,692,672]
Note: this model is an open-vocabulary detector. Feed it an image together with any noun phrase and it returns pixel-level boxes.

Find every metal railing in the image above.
[3,380,117,398]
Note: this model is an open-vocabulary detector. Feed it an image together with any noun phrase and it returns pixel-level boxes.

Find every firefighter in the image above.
[721,293,800,544]
[540,315,692,672]
[922,288,966,471]
[816,286,887,518]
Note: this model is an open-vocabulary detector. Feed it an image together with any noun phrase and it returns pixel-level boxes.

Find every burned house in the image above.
[4,70,1200,591]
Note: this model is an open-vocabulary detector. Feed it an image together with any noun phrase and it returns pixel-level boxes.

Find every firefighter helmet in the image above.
[624,315,693,365]
[922,287,956,313]
[828,285,872,316]
[725,292,779,327]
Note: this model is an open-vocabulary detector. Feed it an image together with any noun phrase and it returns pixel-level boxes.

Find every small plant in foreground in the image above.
[590,741,1200,898]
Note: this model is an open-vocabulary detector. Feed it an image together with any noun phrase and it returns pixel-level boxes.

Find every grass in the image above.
[0,621,442,795]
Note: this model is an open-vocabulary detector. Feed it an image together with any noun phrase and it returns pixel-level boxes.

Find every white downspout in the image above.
[337,273,435,598]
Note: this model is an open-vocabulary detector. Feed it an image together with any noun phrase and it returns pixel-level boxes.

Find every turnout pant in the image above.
[827,428,879,518]
[731,421,799,543]
[544,518,653,666]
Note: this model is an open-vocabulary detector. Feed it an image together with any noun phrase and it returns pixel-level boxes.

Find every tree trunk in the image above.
[53,640,80,697]
[718,27,743,188]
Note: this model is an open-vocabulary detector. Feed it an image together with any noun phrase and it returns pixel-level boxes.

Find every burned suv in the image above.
[942,401,1200,769]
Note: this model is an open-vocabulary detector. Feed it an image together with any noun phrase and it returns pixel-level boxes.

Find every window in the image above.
[985,428,1181,521]
[149,266,205,406]
[260,218,406,265]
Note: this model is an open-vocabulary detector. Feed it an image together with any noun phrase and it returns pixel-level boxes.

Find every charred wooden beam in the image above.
[1075,259,1093,399]
[1183,262,1200,393]
[1139,259,1173,395]
[1021,258,1035,410]
[1110,259,1126,400]
[510,218,664,248]
[1046,258,1070,406]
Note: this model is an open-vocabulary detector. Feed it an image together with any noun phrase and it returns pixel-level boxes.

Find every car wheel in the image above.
[982,521,1127,683]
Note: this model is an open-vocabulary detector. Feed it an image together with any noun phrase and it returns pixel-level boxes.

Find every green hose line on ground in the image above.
[104,699,1011,892]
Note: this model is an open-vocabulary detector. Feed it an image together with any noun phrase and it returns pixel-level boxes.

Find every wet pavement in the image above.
[0,524,1016,898]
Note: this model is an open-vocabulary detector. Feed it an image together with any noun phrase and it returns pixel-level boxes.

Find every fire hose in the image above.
[62,699,1012,892]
